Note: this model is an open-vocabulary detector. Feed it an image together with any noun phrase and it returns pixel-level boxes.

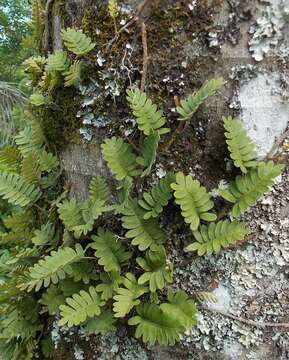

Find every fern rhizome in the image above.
[0,25,284,359]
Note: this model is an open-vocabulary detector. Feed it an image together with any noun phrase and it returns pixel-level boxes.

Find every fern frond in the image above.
[108,0,119,19]
[15,122,44,157]
[0,172,40,207]
[62,28,96,56]
[160,290,198,330]
[128,302,184,346]
[171,172,216,231]
[64,61,82,87]
[176,78,225,121]
[185,220,251,256]
[113,273,147,317]
[102,137,140,181]
[219,161,284,217]
[59,286,104,327]
[126,89,170,136]
[89,176,110,203]
[192,291,218,304]
[32,223,55,246]
[70,261,98,284]
[46,51,70,73]
[0,147,21,172]
[21,152,41,185]
[137,246,173,292]
[23,56,46,79]
[21,244,85,292]
[121,199,166,251]
[96,272,123,301]
[57,198,82,229]
[39,285,65,315]
[38,150,59,173]
[138,172,176,219]
[29,93,48,107]
[84,310,116,335]
[91,228,132,272]
[137,130,160,177]
[223,116,257,173]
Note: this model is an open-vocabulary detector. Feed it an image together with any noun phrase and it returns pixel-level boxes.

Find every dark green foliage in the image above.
[137,130,160,177]
[62,28,96,56]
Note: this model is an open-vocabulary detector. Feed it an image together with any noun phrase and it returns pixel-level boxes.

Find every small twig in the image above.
[202,306,289,329]
[266,128,289,161]
[140,22,148,92]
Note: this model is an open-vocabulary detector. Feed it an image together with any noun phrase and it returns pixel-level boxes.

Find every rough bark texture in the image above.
[46,0,289,359]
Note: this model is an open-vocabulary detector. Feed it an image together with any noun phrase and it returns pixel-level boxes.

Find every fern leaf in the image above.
[192,291,218,304]
[21,152,41,185]
[137,246,173,292]
[160,289,198,330]
[89,176,110,203]
[39,285,65,315]
[32,223,55,246]
[64,61,82,87]
[21,244,85,292]
[84,310,116,335]
[15,122,44,157]
[126,89,170,136]
[46,50,70,73]
[113,273,148,318]
[128,303,184,346]
[38,150,59,173]
[171,172,216,231]
[101,137,140,181]
[0,172,40,207]
[57,199,82,230]
[91,228,132,272]
[23,56,46,79]
[223,116,257,173]
[108,0,119,19]
[138,172,176,219]
[71,261,98,284]
[62,28,96,56]
[137,130,160,177]
[219,161,284,217]
[29,93,48,107]
[176,78,225,121]
[121,199,166,251]
[186,220,250,256]
[0,146,21,172]
[96,272,123,301]
[59,286,104,327]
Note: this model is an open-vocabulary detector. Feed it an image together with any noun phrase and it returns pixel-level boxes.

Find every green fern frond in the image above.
[64,61,82,87]
[39,70,61,92]
[113,273,148,318]
[70,261,98,284]
[95,272,123,301]
[23,56,46,79]
[84,310,116,335]
[185,220,251,256]
[15,122,44,157]
[0,172,41,207]
[219,161,284,217]
[102,137,140,181]
[0,147,21,172]
[126,89,170,136]
[223,116,257,173]
[137,246,173,292]
[46,51,70,73]
[137,130,160,177]
[138,172,176,219]
[121,199,166,251]
[29,93,48,107]
[62,28,96,56]
[3,212,32,233]
[89,176,110,203]
[176,78,225,121]
[32,223,55,246]
[39,285,65,315]
[38,150,59,173]
[59,286,104,327]
[108,0,119,19]
[90,228,132,272]
[21,244,85,292]
[128,302,184,346]
[21,152,41,185]
[160,290,198,330]
[171,172,216,231]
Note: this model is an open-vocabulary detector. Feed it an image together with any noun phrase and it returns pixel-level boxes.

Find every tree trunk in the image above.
[45,0,289,358]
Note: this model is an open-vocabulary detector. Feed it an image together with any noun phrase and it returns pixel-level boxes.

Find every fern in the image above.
[59,287,104,327]
[192,291,218,304]
[29,93,48,107]
[32,223,55,246]
[23,56,46,79]
[186,220,250,256]
[121,199,166,251]
[64,61,82,87]
[96,272,123,301]
[21,152,41,185]
[0,147,21,172]
[89,176,110,203]
[176,78,225,121]
[113,273,147,318]
[126,89,170,136]
[160,290,198,329]
[219,161,284,217]
[90,228,132,272]
[171,172,216,231]
[137,130,160,177]
[39,285,65,315]
[15,122,44,157]
[128,302,185,346]
[84,310,116,335]
[223,116,257,173]
[0,172,41,207]
[102,137,140,181]
[138,172,176,219]
[108,0,119,19]
[137,246,173,292]
[62,28,96,56]
[38,150,59,173]
[71,261,98,284]
[21,244,85,292]
[46,51,70,73]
